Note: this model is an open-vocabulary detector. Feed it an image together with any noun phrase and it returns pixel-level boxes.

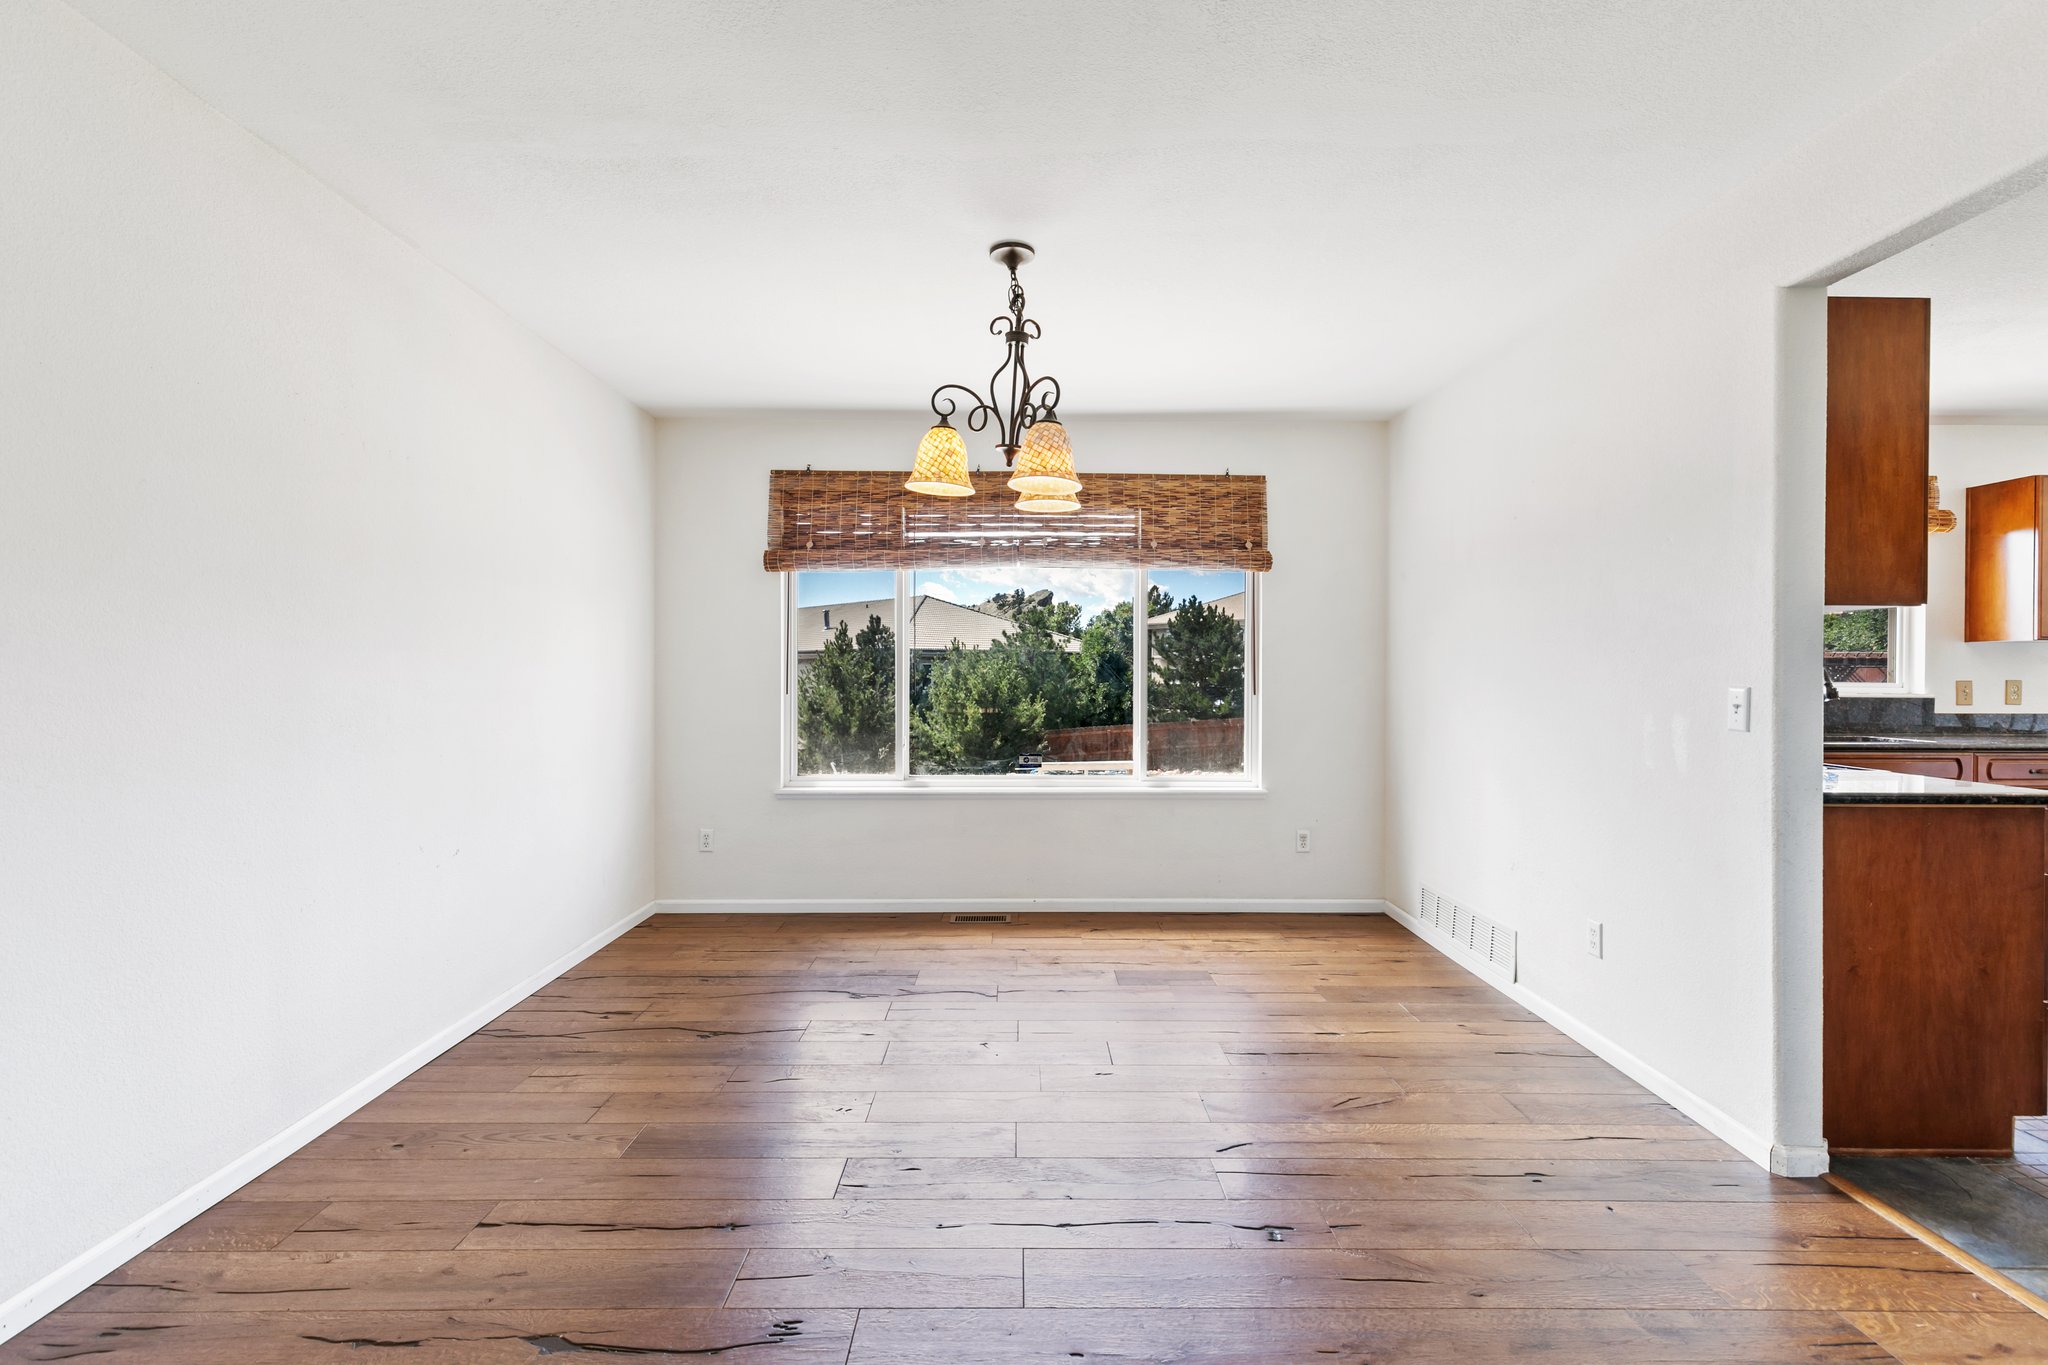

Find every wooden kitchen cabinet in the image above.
[1977,754,2048,787]
[1827,749,2048,788]
[1824,805,2047,1155]
[1826,296,1930,607]
[1822,750,1971,781]
[1966,476,2048,641]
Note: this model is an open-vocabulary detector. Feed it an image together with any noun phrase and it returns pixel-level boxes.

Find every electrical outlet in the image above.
[1295,829,1311,853]
[1957,680,1975,706]
[1725,687,1751,732]
[698,827,714,852]
[2008,680,2024,706]
[1586,920,1604,959]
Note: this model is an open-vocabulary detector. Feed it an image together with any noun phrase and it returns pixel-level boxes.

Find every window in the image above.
[908,567,1136,776]
[1823,606,1921,695]
[791,571,897,775]
[1148,569,1248,775]
[785,567,1259,789]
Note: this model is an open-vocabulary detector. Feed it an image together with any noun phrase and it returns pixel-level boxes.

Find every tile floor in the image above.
[1835,1117,2048,1301]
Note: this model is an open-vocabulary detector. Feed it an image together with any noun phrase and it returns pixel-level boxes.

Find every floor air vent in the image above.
[948,913,1014,924]
[1415,885,1517,981]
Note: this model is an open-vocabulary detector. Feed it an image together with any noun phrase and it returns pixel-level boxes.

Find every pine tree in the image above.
[1150,595,1245,721]
[910,642,1048,773]
[1076,601,1137,726]
[795,614,895,773]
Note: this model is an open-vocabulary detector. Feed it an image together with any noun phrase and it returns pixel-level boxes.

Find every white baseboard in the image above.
[1384,899,1788,1174]
[656,897,1388,915]
[0,899,660,1346]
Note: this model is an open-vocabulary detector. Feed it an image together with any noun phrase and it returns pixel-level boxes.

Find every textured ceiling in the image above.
[1837,182,2048,421]
[71,0,2002,415]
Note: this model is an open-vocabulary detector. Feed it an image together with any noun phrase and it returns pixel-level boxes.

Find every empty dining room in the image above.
[12,1,2048,1360]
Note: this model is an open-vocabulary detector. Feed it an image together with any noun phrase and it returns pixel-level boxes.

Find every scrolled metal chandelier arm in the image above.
[1023,374,1061,422]
[927,382,996,433]
[925,256,1063,467]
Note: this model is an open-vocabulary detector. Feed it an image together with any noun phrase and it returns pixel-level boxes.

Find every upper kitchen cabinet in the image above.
[1966,476,2048,641]
[1826,296,1930,606]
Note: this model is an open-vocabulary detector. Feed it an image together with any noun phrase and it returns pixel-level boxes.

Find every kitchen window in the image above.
[784,566,1259,791]
[1824,605,1922,695]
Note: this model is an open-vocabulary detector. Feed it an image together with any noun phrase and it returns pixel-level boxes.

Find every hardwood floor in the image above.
[8,912,2045,1362]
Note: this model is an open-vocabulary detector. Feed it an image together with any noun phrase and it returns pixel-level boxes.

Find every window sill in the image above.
[776,780,1266,798]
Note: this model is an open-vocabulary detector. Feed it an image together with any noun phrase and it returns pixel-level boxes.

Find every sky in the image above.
[795,566,1242,621]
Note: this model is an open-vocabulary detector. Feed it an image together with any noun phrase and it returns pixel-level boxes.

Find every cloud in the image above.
[913,567,1135,623]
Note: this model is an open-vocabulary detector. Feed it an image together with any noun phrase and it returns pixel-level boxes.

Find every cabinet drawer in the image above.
[1979,755,2048,785]
[1824,751,1971,780]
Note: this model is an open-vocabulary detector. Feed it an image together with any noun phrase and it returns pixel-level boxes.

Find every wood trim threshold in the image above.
[1824,1169,2048,1321]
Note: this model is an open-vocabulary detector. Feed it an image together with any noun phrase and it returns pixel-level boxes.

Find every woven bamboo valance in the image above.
[763,470,1271,572]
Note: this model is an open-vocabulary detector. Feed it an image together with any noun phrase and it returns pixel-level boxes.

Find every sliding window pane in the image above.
[1823,607,1891,685]
[908,568,1136,776]
[1147,569,1247,775]
[793,570,897,775]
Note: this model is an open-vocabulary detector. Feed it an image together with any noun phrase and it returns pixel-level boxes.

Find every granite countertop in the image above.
[1824,764,2048,805]
[1824,732,2048,751]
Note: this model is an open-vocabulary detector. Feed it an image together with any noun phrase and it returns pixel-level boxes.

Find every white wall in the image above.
[1926,424,2048,711]
[1387,6,2048,1172]
[655,412,1384,908]
[0,0,653,1329]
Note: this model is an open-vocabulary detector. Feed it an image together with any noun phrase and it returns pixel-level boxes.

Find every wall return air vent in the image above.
[1414,886,1517,981]
[947,913,1014,924]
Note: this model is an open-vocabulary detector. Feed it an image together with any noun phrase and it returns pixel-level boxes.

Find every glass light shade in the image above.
[905,423,974,497]
[1016,489,1081,514]
[1008,419,1082,496]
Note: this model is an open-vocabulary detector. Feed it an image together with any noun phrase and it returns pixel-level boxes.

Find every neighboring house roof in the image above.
[909,596,1081,654]
[795,596,1079,656]
[793,597,893,656]
[1148,591,1246,631]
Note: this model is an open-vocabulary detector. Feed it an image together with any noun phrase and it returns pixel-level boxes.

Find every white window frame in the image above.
[1827,604,1924,697]
[779,567,1263,795]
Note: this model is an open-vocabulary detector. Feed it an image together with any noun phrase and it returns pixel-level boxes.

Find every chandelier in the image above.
[906,241,1082,511]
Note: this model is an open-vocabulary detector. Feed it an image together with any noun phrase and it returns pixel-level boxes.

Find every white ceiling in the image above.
[71,0,2001,416]
[1837,181,2048,421]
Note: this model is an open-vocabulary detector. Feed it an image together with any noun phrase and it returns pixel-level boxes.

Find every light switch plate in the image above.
[1958,680,1975,706]
[1725,687,1751,732]
[2008,680,2024,706]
